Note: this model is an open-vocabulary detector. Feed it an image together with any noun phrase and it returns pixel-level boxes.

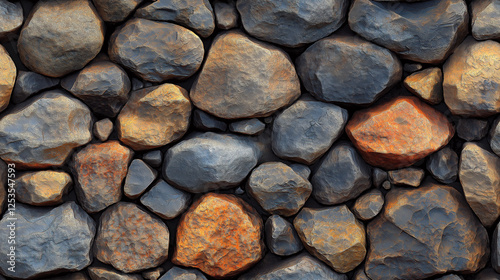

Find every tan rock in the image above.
[0,45,15,112]
[94,118,113,142]
[16,171,72,206]
[404,67,443,104]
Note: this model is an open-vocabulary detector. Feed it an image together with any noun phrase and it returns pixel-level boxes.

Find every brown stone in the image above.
[404,67,443,105]
[0,0,23,39]
[16,171,72,206]
[94,118,113,142]
[352,189,384,221]
[0,160,5,216]
[346,96,454,169]
[0,45,15,112]
[173,193,264,278]
[388,167,425,187]
[93,0,143,23]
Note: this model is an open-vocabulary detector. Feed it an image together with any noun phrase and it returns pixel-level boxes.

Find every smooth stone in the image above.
[124,159,157,199]
[475,269,500,280]
[426,146,459,184]
[404,67,443,105]
[0,0,23,39]
[457,118,489,141]
[12,71,59,104]
[192,109,227,132]
[373,168,387,188]
[436,275,465,280]
[265,215,303,256]
[93,0,143,23]
[388,167,425,187]
[491,116,500,157]
[140,179,191,219]
[214,0,238,30]
[0,160,5,215]
[229,119,266,135]
[289,163,311,180]
[352,189,384,221]
[159,267,207,280]
[93,118,113,142]
[404,63,423,73]
[471,0,500,40]
[142,150,162,168]
[16,171,72,206]
[0,45,16,112]
[493,222,500,273]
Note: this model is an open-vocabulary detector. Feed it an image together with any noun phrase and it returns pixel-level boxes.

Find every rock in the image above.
[140,179,191,219]
[388,167,425,187]
[94,202,170,273]
[88,267,144,280]
[312,142,371,205]
[237,0,348,48]
[272,100,348,164]
[348,0,468,64]
[404,63,423,73]
[214,0,238,30]
[459,142,500,227]
[491,117,500,157]
[457,118,489,141]
[0,0,22,39]
[142,150,162,168]
[93,0,143,23]
[73,141,133,213]
[124,159,157,199]
[475,269,500,280]
[109,18,204,83]
[190,30,300,119]
[94,118,113,142]
[265,215,303,256]
[294,206,366,273]
[296,35,401,105]
[192,109,227,132]
[16,171,72,206]
[471,0,500,40]
[159,267,207,280]
[289,163,311,180]
[0,45,15,112]
[0,202,95,279]
[436,275,465,280]
[493,222,500,272]
[346,96,454,169]
[365,184,490,280]
[382,180,392,190]
[352,189,384,221]
[142,268,164,280]
[373,168,387,188]
[18,0,105,77]
[117,83,191,151]
[0,91,92,169]
[163,132,260,193]
[0,160,5,215]
[173,193,264,278]
[443,38,500,117]
[44,272,90,280]
[11,71,59,104]
[229,119,266,135]
[135,0,215,38]
[352,268,370,280]
[404,68,443,105]
[426,147,459,184]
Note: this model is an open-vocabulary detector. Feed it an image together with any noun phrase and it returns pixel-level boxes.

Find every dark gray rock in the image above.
[159,267,207,280]
[388,167,425,187]
[142,268,165,280]
[382,180,392,190]
[472,0,500,40]
[192,109,227,132]
[373,168,387,188]
[493,222,500,272]
[124,159,157,199]
[143,150,162,168]
[403,63,423,73]
[352,189,384,221]
[490,116,500,157]
[229,119,265,135]
[352,268,370,280]
[436,275,465,280]
[140,179,192,219]
[93,0,144,23]
[265,215,303,256]
[289,163,311,180]
[296,35,401,105]
[214,0,238,30]
[12,71,59,104]
[43,272,90,280]
[94,118,113,142]
[88,267,144,280]
[427,147,459,184]
[0,160,5,216]
[131,78,144,91]
[0,0,22,39]
[475,269,500,280]
[457,118,489,141]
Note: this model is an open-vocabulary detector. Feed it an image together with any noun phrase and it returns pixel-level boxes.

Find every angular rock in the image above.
[404,68,443,105]
[192,109,227,132]
[88,267,143,280]
[352,189,384,221]
[471,0,500,40]
[352,268,370,280]
[190,31,300,119]
[12,71,59,104]
[346,96,454,169]
[142,150,162,168]
[140,179,191,219]
[109,18,204,82]
[296,35,401,105]
[404,63,423,73]
[18,0,105,77]
[265,215,303,256]
[73,141,133,213]
[272,100,348,164]
[94,202,170,273]
[426,147,459,184]
[214,0,238,30]
[93,0,143,23]
[493,222,500,273]
[289,163,311,180]
[372,168,387,188]
[142,268,164,280]
[124,159,157,199]
[349,0,468,64]
[457,118,489,141]
[16,171,72,206]
[0,202,95,279]
[229,119,266,135]
[491,117,500,157]
[0,45,15,112]
[388,167,425,187]
[294,206,366,273]
[94,118,113,142]
[159,267,207,280]
[173,193,264,278]
[0,0,22,39]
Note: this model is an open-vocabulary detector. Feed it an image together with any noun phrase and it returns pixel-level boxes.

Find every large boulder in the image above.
[0,0,23,39]
[471,0,500,40]
[0,45,15,113]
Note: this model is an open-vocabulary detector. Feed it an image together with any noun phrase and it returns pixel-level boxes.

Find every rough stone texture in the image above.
[18,0,105,77]
[88,267,144,280]
[94,202,170,273]
[237,0,348,48]
[140,179,192,219]
[372,168,387,188]
[294,206,366,273]
[491,117,500,157]
[0,0,22,39]
[192,109,227,132]
[493,222,500,273]
[352,268,370,280]
[173,193,264,278]
[16,171,72,206]
[348,0,468,64]
[94,118,113,142]
[73,141,133,213]
[93,0,143,23]
[142,150,162,168]
[0,160,5,215]
[272,100,348,164]
[45,272,90,280]
[142,268,164,280]
[352,189,384,221]
[312,142,371,205]
[443,38,500,117]
[159,267,207,280]
[163,132,260,193]
[265,215,303,256]
[190,31,300,119]
[427,146,459,184]
[0,45,15,112]
[124,159,157,199]
[117,83,191,151]
[0,202,95,279]
[388,167,425,187]
[471,0,500,40]
[0,91,92,169]
[459,142,500,227]
[404,68,443,105]
[109,18,204,83]
[296,35,401,105]
[289,163,311,180]
[346,96,454,169]
[457,118,489,141]
[214,0,238,30]
[229,119,266,135]
[12,71,59,104]
[404,63,423,73]
[135,0,215,38]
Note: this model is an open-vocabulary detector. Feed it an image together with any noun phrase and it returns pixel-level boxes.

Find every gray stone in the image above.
[94,118,113,142]
[352,189,384,221]
[0,0,22,39]
[296,35,401,105]
[140,179,192,219]
[192,109,227,132]
[388,167,425,187]
[472,0,500,40]
[265,215,303,256]
[159,267,207,280]
[124,159,157,199]
[427,147,459,184]
[88,267,144,280]
[0,160,5,216]
[491,116,500,157]
[382,180,391,190]
[93,0,144,23]
[142,268,164,280]
[289,163,311,180]
[12,71,59,104]
[373,168,387,188]
[214,0,238,30]
[229,119,266,135]
[143,150,162,168]
[43,272,90,280]
[493,222,500,273]
[403,63,423,73]
[475,269,500,280]
[352,268,370,280]
[436,275,464,280]
[457,118,489,141]
[131,78,144,91]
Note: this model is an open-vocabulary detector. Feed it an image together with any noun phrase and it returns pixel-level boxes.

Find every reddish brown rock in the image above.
[173,193,264,278]
[346,96,454,169]
[0,45,15,112]
[16,171,72,206]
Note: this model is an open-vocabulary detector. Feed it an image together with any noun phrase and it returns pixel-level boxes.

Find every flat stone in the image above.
[272,100,348,164]
[346,96,454,169]
[18,0,105,77]
[117,83,191,151]
[349,0,468,64]
[159,267,207,280]
[94,118,113,142]
[109,18,204,82]
[12,71,59,104]
[0,45,15,112]
[289,163,311,180]
[296,35,401,105]
[372,168,387,188]
[0,0,23,39]
[142,150,162,168]
[265,215,303,256]
[88,267,143,280]
[294,206,366,273]
[214,0,238,30]
[352,189,384,221]
[140,179,191,219]
[404,68,443,105]
[190,30,300,119]
[388,167,425,187]
[457,118,489,141]
[142,268,164,280]
[94,202,170,273]
[16,171,72,206]
[124,159,157,199]
[229,119,266,135]
[312,142,371,205]
[427,146,459,184]
[0,202,95,279]
[173,193,264,278]
[93,0,143,23]
[192,109,227,132]
[471,0,500,40]
[493,222,500,272]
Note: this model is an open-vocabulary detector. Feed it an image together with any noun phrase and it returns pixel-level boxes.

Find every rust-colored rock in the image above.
[0,45,15,113]
[16,171,72,206]
[404,67,443,105]
[173,193,264,278]
[346,96,454,169]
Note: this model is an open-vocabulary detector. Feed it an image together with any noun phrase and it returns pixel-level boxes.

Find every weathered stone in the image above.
[229,119,266,135]
[352,268,370,280]
[312,142,371,205]
[0,202,95,279]
[472,0,500,40]
[265,215,303,256]
[142,268,164,280]
[457,118,489,141]
[0,44,15,112]
[192,109,227,132]
[289,163,311,180]
[173,193,264,278]
[88,267,143,280]
[190,31,300,119]
[346,96,454,169]
[493,222,500,273]
[12,71,59,104]
[214,0,238,30]
[352,189,384,221]
[109,18,204,82]
[404,63,423,73]
[18,0,105,77]
[373,168,387,188]
[142,150,162,168]
[124,159,157,199]
[427,147,459,184]
[404,68,443,105]
[159,267,207,280]
[382,180,392,190]
[140,179,191,219]
[349,0,468,64]
[294,206,366,273]
[44,272,90,280]
[459,142,500,227]
[16,171,72,206]
[0,0,22,39]
[272,100,348,164]
[475,269,500,280]
[491,117,500,157]
[73,141,133,213]
[94,202,170,273]
[388,167,425,187]
[296,35,401,105]
[0,160,5,215]
[93,0,143,23]
[436,275,465,280]
[94,118,113,142]
[0,91,92,169]
[365,184,490,280]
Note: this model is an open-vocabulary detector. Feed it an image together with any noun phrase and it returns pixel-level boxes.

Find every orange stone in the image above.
[173,193,264,278]
[346,96,454,169]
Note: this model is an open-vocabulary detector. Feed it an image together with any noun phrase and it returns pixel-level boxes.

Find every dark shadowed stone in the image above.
[124,159,157,199]
[229,119,266,135]
[0,202,95,279]
[265,215,303,256]
[214,0,238,30]
[92,0,143,23]
[493,222,500,273]
[43,272,90,280]
[404,63,423,73]
[12,71,59,104]
[192,109,227,132]
[289,163,311,180]
[16,171,72,206]
[436,275,465,280]
[382,180,391,190]
[471,0,500,40]
[388,167,425,187]
[491,116,500,157]
[404,67,443,105]
[94,118,113,142]
[373,168,387,188]
[352,189,384,221]
[142,268,164,280]
[427,147,459,184]
[0,160,5,215]
[457,118,489,141]
[140,179,192,219]
[159,267,207,280]
[272,100,348,164]
[143,150,162,168]
[88,267,144,280]
[475,269,500,280]
[352,268,370,280]
[349,0,468,64]
[296,35,401,105]
[0,0,22,39]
